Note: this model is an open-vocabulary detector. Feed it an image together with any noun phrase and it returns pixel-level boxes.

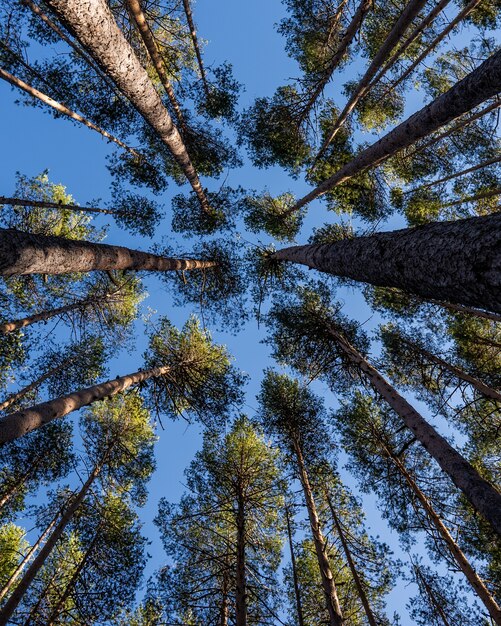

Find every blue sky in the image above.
[0,0,495,622]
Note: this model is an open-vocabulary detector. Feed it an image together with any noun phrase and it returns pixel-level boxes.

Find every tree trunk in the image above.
[273,213,501,314]
[413,564,453,626]
[0,68,143,160]
[398,334,501,403]
[124,0,187,132]
[0,462,102,626]
[293,440,344,626]
[388,450,501,624]
[0,228,216,276]
[219,570,230,626]
[441,186,501,208]
[289,48,501,213]
[235,491,247,626]
[325,493,378,626]
[0,196,115,216]
[0,507,60,603]
[431,299,501,324]
[322,323,501,536]
[181,0,210,100]
[315,0,428,158]
[299,0,373,122]
[0,354,79,412]
[0,364,171,443]
[45,0,210,213]
[404,155,501,195]
[285,502,305,626]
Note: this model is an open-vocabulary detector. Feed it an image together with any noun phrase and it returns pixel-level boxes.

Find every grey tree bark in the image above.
[288,48,501,214]
[0,229,216,276]
[45,0,210,212]
[273,213,501,314]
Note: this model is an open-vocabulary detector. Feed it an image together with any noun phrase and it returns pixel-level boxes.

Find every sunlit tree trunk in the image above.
[273,213,501,314]
[0,229,216,276]
[181,0,210,100]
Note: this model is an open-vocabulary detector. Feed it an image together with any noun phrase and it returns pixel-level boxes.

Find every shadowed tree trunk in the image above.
[412,563,453,626]
[181,0,210,100]
[45,0,211,212]
[319,321,501,536]
[235,490,247,626]
[0,229,216,276]
[441,187,501,208]
[0,196,115,216]
[293,440,344,626]
[0,364,171,443]
[0,461,103,626]
[288,48,501,213]
[0,68,143,159]
[273,213,501,314]
[285,502,305,626]
[315,0,428,158]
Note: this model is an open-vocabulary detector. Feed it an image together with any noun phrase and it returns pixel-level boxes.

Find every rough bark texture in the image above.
[274,213,501,314]
[294,441,344,626]
[0,196,114,215]
[324,325,501,536]
[0,463,101,626]
[0,68,142,159]
[290,48,501,213]
[0,354,78,412]
[45,0,210,212]
[0,365,170,443]
[0,229,216,276]
[125,0,187,131]
[235,492,247,626]
[285,503,305,626]
[316,0,428,157]
[389,452,501,624]
[326,494,378,626]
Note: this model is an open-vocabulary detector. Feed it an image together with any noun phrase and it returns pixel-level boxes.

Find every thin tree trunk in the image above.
[0,507,60,603]
[0,462,102,626]
[45,0,211,213]
[124,0,187,132]
[0,354,79,412]
[22,569,58,626]
[288,48,501,214]
[0,196,115,216]
[441,187,501,208]
[0,68,143,160]
[0,228,216,276]
[273,213,501,314]
[315,0,428,158]
[380,0,483,100]
[412,563,453,626]
[181,0,210,100]
[293,440,344,626]
[322,322,501,536]
[219,570,230,626]
[387,449,501,624]
[430,299,501,324]
[299,0,373,122]
[325,493,378,626]
[397,334,501,402]
[46,530,100,626]
[403,155,501,195]
[235,491,247,626]
[0,364,171,443]
[285,503,305,626]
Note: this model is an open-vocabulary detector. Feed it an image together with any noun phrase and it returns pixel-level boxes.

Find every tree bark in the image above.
[322,323,501,536]
[293,440,344,626]
[413,564,453,626]
[388,450,501,624]
[0,354,79,412]
[0,68,143,160]
[430,299,501,324]
[325,493,378,626]
[124,0,187,132]
[0,507,60,603]
[289,48,501,214]
[0,364,171,444]
[235,491,247,626]
[299,0,373,122]
[0,462,102,626]
[441,187,501,208]
[0,229,216,276]
[273,213,501,314]
[181,0,210,100]
[219,570,230,626]
[0,196,115,216]
[45,0,210,212]
[285,503,305,626]
[315,0,428,158]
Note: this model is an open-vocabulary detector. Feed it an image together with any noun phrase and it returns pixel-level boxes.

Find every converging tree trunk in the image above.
[235,491,247,626]
[285,503,305,626]
[273,213,501,314]
[45,0,211,212]
[412,564,453,626]
[182,0,210,100]
[0,365,170,443]
[293,440,344,626]
[289,48,501,213]
[0,229,216,276]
